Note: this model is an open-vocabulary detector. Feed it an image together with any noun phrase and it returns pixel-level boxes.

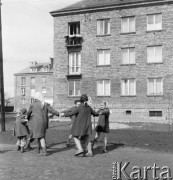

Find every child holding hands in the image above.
[13,108,30,153]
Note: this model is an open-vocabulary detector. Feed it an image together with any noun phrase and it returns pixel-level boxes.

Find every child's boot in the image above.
[21,146,24,153]
[17,145,21,151]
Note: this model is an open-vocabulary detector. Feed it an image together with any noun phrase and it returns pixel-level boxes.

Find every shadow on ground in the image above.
[93,143,124,156]
[0,150,12,154]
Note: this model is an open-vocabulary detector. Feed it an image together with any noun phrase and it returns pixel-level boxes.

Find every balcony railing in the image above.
[65,34,83,48]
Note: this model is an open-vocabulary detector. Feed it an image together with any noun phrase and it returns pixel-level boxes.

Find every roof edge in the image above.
[50,0,172,17]
[14,72,53,76]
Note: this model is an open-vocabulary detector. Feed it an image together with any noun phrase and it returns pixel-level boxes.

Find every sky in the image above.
[1,0,80,97]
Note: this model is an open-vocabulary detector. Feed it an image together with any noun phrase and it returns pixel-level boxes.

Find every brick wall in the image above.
[53,3,173,122]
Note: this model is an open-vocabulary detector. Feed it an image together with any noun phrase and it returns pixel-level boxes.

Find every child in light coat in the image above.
[13,108,30,153]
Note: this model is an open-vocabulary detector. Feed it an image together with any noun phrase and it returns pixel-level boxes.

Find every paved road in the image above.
[0,143,173,180]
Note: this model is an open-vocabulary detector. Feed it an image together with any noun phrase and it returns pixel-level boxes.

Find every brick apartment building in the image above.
[50,0,173,122]
[14,59,54,111]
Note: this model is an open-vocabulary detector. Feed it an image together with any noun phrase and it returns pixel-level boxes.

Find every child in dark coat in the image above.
[61,100,81,147]
[13,108,30,153]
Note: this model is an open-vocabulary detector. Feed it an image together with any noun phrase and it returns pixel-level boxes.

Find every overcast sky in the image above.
[1,0,80,97]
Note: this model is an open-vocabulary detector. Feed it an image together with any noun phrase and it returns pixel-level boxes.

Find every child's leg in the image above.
[103,133,108,153]
[73,137,84,156]
[16,137,21,151]
[92,132,100,149]
[66,124,73,146]
[85,136,93,156]
[26,132,34,149]
[35,138,41,153]
[40,138,47,155]
[20,136,27,153]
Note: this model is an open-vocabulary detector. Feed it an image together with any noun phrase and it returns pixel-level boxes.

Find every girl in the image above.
[92,101,110,153]
[13,108,29,153]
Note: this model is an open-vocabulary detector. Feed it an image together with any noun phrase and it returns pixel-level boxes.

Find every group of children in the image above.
[13,93,110,156]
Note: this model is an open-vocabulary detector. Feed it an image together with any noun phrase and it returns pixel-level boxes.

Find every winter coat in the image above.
[27,100,59,138]
[13,115,30,137]
[64,103,99,138]
[95,108,110,133]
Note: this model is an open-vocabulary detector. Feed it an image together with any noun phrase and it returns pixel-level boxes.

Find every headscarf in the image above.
[34,92,43,102]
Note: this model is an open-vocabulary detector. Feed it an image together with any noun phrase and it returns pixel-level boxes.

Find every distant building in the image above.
[14,59,54,111]
[50,0,173,122]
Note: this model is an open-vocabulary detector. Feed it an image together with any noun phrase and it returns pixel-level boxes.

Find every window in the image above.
[31,68,37,72]
[30,77,35,85]
[69,22,80,35]
[97,80,110,96]
[31,88,35,97]
[68,80,81,96]
[42,77,46,83]
[147,78,163,95]
[126,110,132,115]
[21,77,26,86]
[69,52,81,74]
[31,98,34,103]
[121,17,135,33]
[149,111,162,117]
[21,97,25,105]
[147,46,162,63]
[121,79,136,96]
[97,19,110,35]
[121,48,135,64]
[42,67,48,72]
[21,88,25,95]
[42,87,47,94]
[97,49,110,65]
[147,14,162,31]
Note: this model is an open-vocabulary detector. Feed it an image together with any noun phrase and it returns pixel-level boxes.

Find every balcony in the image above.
[65,34,83,48]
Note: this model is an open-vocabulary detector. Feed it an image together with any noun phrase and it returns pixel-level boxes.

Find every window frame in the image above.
[147,77,163,96]
[97,49,111,66]
[42,77,46,83]
[121,47,135,65]
[30,77,35,85]
[147,45,162,63]
[121,78,136,96]
[96,79,111,97]
[21,88,25,95]
[21,77,26,86]
[97,18,111,36]
[121,16,136,34]
[147,13,162,31]
[42,87,47,94]
[31,68,37,72]
[68,52,81,75]
[21,97,25,105]
[68,21,80,35]
[30,88,35,97]
[68,80,81,97]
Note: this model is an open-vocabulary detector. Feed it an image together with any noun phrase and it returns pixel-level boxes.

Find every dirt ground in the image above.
[1,116,173,179]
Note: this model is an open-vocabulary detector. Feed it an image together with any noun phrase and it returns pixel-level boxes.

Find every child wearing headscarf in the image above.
[27,92,59,156]
[13,108,29,153]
